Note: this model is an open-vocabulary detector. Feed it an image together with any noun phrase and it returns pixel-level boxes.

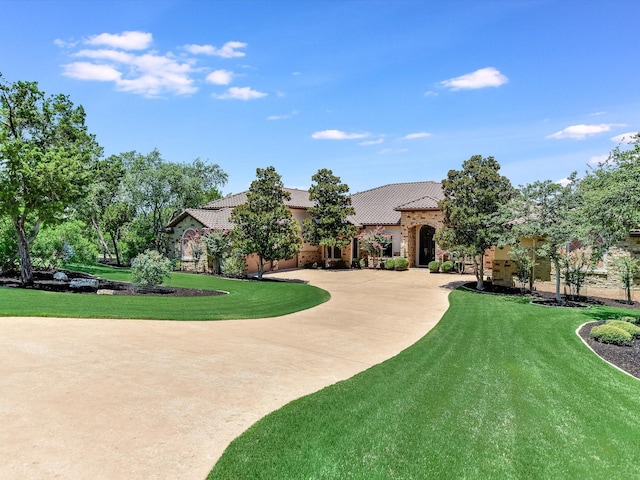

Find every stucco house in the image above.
[166,181,448,274]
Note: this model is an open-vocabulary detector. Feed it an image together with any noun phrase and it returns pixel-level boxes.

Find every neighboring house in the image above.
[166,181,451,273]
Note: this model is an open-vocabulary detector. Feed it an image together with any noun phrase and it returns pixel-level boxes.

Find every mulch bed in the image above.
[578,323,640,379]
[0,270,224,297]
[464,282,640,310]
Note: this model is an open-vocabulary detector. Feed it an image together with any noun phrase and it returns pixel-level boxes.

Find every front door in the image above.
[418,225,436,266]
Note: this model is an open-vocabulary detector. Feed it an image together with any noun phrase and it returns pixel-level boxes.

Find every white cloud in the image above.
[184,41,247,58]
[206,69,234,85]
[215,86,267,100]
[63,48,196,96]
[380,148,408,155]
[267,110,299,120]
[423,90,438,97]
[556,178,572,187]
[61,32,255,98]
[402,132,432,140]
[440,67,508,91]
[54,38,77,48]
[62,62,122,81]
[547,124,619,140]
[358,138,384,146]
[311,130,371,140]
[74,48,134,63]
[611,131,638,144]
[85,31,152,50]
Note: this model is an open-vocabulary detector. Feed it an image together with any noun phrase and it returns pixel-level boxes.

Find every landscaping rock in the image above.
[69,278,99,291]
[53,272,69,281]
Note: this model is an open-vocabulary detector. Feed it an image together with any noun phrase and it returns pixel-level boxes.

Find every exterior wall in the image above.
[355,225,402,268]
[583,234,640,289]
[400,210,444,267]
[168,207,323,274]
[168,217,207,273]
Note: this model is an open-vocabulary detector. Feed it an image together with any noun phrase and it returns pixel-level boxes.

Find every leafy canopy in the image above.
[230,166,302,279]
[580,133,640,248]
[437,155,514,289]
[302,168,357,249]
[0,72,101,284]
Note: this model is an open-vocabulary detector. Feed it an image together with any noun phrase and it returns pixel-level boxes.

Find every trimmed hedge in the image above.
[606,320,640,337]
[428,261,440,273]
[384,258,396,270]
[394,257,409,271]
[441,260,454,273]
[590,324,633,346]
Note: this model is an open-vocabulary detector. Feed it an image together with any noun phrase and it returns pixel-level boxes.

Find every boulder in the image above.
[53,272,69,281]
[69,278,99,291]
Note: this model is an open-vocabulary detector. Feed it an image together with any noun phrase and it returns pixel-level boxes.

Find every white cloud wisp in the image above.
[547,124,620,140]
[311,130,371,140]
[441,67,508,91]
[59,32,260,98]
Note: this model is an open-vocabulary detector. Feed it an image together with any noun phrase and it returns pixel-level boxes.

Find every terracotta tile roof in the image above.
[166,207,235,229]
[201,188,314,209]
[168,182,444,230]
[348,181,443,226]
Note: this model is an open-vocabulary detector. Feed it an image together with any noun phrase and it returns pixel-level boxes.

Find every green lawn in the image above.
[209,288,640,479]
[0,264,330,320]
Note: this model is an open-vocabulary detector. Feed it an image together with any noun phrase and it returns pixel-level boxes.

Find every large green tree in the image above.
[230,166,302,279]
[78,154,126,260]
[436,155,514,290]
[114,149,227,260]
[580,133,640,248]
[0,73,101,285]
[504,174,588,301]
[302,168,358,258]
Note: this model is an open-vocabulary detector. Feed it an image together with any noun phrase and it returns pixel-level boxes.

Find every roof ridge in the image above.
[395,194,441,209]
[353,180,441,195]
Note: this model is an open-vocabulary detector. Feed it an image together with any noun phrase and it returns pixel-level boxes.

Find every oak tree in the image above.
[0,73,101,285]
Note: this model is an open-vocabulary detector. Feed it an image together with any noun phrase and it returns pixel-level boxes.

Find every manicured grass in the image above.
[0,264,330,320]
[209,289,640,479]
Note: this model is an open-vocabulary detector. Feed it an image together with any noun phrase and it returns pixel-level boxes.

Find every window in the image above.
[326,246,342,259]
[383,236,393,257]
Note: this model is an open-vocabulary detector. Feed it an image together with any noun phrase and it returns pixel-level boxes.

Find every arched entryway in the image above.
[418,225,436,266]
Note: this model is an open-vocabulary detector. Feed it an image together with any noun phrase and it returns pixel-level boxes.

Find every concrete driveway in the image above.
[0,268,465,479]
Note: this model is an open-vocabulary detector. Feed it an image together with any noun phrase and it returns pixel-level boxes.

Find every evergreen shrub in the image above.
[590,324,633,346]
[606,320,640,337]
[394,257,409,270]
[441,260,454,273]
[428,261,440,273]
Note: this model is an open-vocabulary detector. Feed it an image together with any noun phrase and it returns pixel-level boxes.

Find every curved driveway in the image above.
[0,269,465,479]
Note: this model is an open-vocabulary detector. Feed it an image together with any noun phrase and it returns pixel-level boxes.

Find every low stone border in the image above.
[576,322,639,381]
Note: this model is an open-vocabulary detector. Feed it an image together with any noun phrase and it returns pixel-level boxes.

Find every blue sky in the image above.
[2,0,639,194]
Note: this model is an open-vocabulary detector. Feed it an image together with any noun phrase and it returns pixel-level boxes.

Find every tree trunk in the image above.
[110,233,121,266]
[553,257,562,302]
[91,216,111,261]
[475,253,485,291]
[12,217,34,287]
[257,256,264,280]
